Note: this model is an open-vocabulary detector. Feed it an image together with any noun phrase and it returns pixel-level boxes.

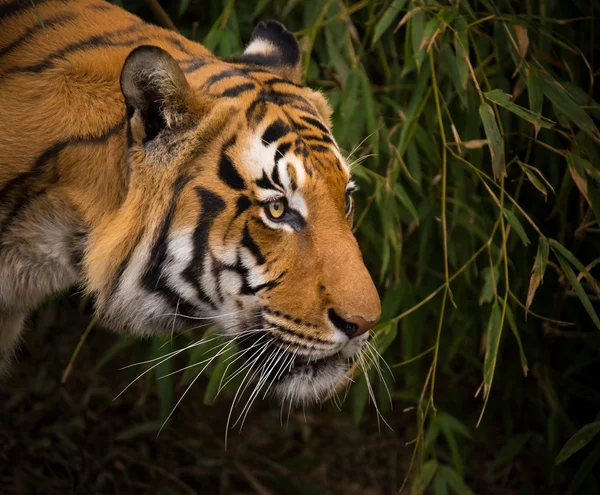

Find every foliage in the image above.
[82,0,600,492]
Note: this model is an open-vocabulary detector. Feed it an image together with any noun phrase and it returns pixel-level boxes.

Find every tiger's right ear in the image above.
[237,20,302,84]
[120,45,194,144]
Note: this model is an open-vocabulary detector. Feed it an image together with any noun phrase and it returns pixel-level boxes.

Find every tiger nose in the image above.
[328,309,378,338]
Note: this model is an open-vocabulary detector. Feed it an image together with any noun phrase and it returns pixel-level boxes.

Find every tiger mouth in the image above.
[233,331,352,404]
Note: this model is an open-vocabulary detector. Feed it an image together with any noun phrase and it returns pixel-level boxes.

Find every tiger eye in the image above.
[268,201,285,219]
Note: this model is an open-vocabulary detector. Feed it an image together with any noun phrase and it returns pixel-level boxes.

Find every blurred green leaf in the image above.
[541,73,598,139]
[372,0,408,46]
[437,465,475,495]
[555,421,600,465]
[479,102,505,179]
[553,250,600,331]
[526,237,549,315]
[411,459,438,495]
[503,209,530,246]
[484,89,554,130]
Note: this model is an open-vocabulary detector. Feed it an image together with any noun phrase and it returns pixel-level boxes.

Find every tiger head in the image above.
[88,21,380,405]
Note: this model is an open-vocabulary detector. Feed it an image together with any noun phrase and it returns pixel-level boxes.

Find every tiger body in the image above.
[0,0,380,403]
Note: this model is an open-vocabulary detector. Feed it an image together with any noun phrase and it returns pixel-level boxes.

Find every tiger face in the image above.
[87,21,380,404]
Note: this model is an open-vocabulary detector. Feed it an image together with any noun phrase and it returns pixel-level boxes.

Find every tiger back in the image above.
[0,0,380,405]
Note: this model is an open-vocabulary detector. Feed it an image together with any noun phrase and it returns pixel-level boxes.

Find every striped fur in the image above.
[0,0,380,403]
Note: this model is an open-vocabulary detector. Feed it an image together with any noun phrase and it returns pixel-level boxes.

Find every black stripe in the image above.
[0,0,66,23]
[210,255,225,304]
[245,98,268,125]
[0,12,76,59]
[241,223,265,265]
[182,187,226,310]
[183,59,208,73]
[262,118,291,146]
[303,134,334,145]
[301,116,330,135]
[141,174,196,316]
[218,137,245,191]
[220,82,255,98]
[255,170,279,191]
[262,77,304,89]
[204,68,249,87]
[234,195,252,218]
[271,163,282,189]
[275,142,291,161]
[109,229,144,298]
[0,119,126,237]
[1,22,146,76]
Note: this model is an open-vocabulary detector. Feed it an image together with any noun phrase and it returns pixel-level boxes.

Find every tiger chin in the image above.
[0,0,381,406]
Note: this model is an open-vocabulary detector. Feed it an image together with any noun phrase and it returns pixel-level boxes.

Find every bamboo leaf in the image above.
[483,302,502,392]
[553,250,600,331]
[549,239,598,286]
[372,0,408,46]
[203,342,237,405]
[437,465,476,495]
[484,89,554,130]
[505,304,528,376]
[555,421,600,465]
[526,237,549,315]
[527,66,544,137]
[503,208,530,245]
[541,72,598,138]
[394,183,419,223]
[454,15,469,91]
[411,459,438,495]
[479,102,506,179]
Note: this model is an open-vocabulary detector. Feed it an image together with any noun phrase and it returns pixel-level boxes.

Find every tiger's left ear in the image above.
[120,45,195,144]
[237,20,302,84]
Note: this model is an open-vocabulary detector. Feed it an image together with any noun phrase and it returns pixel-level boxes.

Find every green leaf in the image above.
[549,239,598,288]
[454,15,469,91]
[505,304,528,376]
[479,102,505,179]
[517,159,555,198]
[358,70,379,155]
[491,434,531,469]
[484,89,554,130]
[437,465,475,495]
[371,321,398,355]
[479,266,499,305]
[152,338,173,420]
[565,439,600,495]
[411,459,438,495]
[203,342,238,405]
[483,302,502,389]
[555,421,600,465]
[541,73,598,138]
[410,10,426,69]
[526,237,549,315]
[372,0,408,46]
[553,251,600,331]
[503,209,530,246]
[178,0,191,16]
[433,473,448,495]
[352,373,370,425]
[527,66,544,136]
[394,183,419,223]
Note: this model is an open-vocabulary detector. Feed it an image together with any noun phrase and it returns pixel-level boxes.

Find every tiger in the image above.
[0,0,381,406]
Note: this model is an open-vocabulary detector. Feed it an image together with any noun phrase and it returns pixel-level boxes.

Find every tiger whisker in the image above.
[157,339,237,437]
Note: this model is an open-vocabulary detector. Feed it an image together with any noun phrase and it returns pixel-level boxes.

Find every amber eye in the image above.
[266,200,285,220]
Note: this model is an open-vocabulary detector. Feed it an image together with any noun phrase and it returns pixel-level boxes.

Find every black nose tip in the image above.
[328,309,375,338]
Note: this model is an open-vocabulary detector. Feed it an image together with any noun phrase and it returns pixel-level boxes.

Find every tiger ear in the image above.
[237,20,302,84]
[120,45,193,144]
